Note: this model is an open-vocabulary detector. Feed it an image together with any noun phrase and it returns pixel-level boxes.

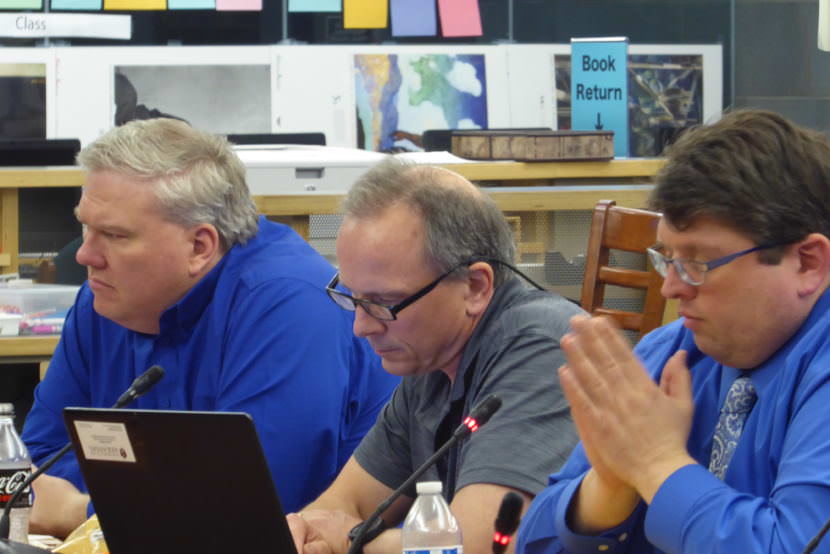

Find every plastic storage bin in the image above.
[0,285,80,317]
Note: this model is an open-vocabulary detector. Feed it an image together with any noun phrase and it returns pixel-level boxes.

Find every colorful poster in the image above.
[354,53,488,152]
[344,0,387,29]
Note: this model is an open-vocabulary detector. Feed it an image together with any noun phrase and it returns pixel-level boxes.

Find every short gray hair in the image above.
[77,118,258,250]
[343,157,516,287]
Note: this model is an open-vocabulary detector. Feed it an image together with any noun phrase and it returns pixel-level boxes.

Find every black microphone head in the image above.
[131,365,165,398]
[494,491,523,535]
[469,394,502,427]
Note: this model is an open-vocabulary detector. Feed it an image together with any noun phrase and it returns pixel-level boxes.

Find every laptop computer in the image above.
[63,408,298,554]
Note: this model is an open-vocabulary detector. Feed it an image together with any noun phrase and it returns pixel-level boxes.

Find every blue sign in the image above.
[570,37,629,157]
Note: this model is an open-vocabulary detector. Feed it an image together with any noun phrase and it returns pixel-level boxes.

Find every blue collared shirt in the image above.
[517,289,830,553]
[22,217,399,513]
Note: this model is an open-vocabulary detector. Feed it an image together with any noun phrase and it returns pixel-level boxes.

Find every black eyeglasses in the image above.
[646,242,788,286]
[326,261,471,321]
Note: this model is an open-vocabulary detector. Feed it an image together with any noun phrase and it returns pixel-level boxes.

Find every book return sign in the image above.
[570,37,629,157]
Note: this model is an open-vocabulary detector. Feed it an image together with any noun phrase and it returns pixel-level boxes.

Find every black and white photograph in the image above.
[113,64,271,135]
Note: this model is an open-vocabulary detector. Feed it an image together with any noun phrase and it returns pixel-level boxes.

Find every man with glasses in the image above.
[288,158,583,553]
[517,109,830,553]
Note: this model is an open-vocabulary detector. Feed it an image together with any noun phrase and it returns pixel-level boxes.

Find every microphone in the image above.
[115,365,165,408]
[347,394,502,554]
[492,491,523,554]
[0,365,165,541]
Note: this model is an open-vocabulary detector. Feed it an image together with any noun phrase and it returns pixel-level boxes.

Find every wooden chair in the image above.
[580,199,666,339]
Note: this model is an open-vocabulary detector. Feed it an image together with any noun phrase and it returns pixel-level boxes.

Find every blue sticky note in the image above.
[391,0,436,36]
[51,0,100,9]
[169,0,214,8]
[288,0,340,12]
[570,37,629,157]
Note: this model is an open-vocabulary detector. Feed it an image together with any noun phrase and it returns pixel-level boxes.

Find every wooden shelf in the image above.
[0,335,60,361]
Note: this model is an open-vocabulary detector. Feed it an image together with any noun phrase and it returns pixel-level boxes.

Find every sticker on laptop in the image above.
[73,420,137,463]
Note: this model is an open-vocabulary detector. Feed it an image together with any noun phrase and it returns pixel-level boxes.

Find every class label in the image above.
[570,37,629,157]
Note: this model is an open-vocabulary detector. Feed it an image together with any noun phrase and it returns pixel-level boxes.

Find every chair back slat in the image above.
[579,199,666,339]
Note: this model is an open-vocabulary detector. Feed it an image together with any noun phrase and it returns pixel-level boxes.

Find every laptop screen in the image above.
[63,408,298,554]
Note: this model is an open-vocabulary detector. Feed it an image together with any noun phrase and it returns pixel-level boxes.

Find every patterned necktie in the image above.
[708,375,757,480]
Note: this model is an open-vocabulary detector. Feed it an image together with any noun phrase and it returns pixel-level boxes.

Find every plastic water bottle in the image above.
[402,481,462,554]
[0,403,31,544]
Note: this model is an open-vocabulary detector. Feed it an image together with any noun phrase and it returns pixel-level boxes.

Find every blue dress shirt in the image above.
[517,289,830,553]
[22,217,399,514]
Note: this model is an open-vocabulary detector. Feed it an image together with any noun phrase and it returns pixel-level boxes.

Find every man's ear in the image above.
[464,261,495,317]
[795,233,830,297]
[188,223,222,277]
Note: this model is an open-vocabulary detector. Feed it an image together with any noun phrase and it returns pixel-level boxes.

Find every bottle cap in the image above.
[0,403,13,416]
[416,481,442,495]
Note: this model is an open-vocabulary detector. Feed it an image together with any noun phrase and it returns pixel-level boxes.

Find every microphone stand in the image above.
[348,394,502,554]
[0,365,165,540]
[804,517,830,553]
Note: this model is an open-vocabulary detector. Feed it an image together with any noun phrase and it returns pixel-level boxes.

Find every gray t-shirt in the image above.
[354,277,582,501]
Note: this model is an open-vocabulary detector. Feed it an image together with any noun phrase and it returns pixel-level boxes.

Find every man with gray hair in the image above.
[21,118,398,538]
[288,158,581,553]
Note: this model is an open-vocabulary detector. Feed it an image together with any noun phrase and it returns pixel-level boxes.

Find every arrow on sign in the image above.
[595,112,604,130]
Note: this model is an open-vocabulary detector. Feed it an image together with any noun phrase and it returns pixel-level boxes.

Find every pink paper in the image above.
[216,0,261,11]
[438,0,482,37]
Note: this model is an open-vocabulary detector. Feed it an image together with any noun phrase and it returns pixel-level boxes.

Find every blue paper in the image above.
[288,0,340,12]
[51,0,99,9]
[391,0,436,36]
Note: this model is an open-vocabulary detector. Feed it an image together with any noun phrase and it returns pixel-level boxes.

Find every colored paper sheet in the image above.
[51,0,101,10]
[216,0,260,10]
[437,0,482,37]
[288,0,339,12]
[169,0,214,8]
[104,0,163,9]
[0,0,41,8]
[343,0,387,29]
[391,0,436,37]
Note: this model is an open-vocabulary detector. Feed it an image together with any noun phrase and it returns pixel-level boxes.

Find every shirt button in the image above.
[619,533,628,542]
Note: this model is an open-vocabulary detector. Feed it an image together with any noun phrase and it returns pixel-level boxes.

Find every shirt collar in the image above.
[721,286,830,399]
[448,276,525,402]
[157,253,229,335]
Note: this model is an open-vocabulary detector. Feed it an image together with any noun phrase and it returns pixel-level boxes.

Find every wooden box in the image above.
[450,129,614,162]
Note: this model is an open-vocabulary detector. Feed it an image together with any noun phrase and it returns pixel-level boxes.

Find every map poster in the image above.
[354,53,488,152]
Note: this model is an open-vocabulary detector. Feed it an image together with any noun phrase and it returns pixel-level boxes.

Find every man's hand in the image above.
[559,315,696,503]
[287,509,360,554]
[29,472,89,539]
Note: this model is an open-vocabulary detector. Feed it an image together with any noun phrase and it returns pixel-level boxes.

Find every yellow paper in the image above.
[820,0,830,51]
[343,0,387,29]
[104,0,164,10]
